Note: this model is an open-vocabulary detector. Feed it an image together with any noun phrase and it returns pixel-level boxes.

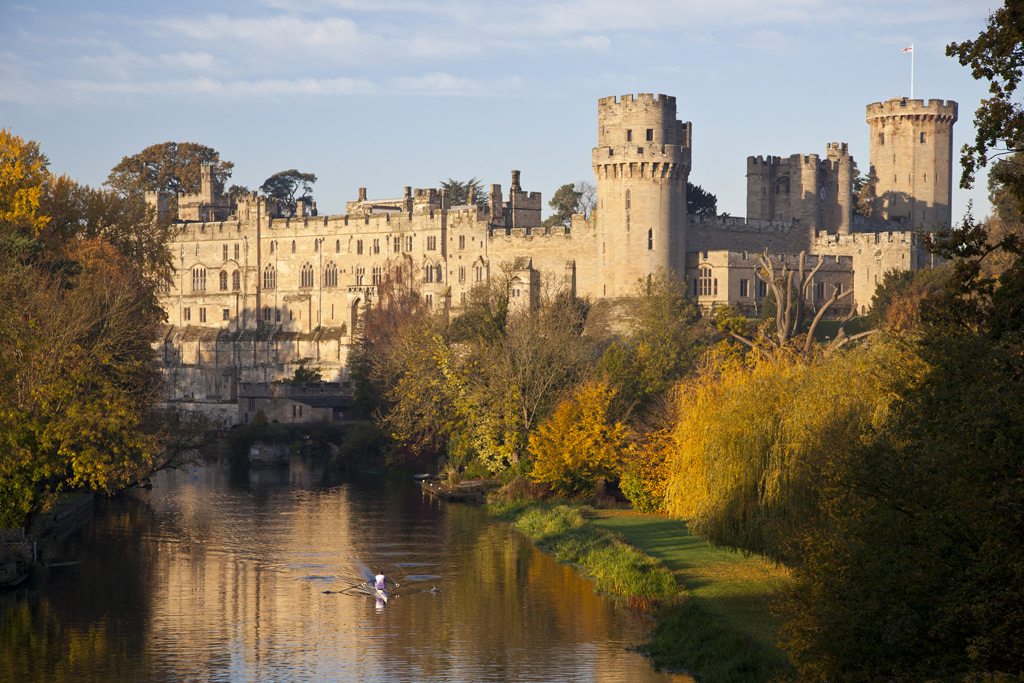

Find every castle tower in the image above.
[199,164,215,205]
[826,142,853,235]
[592,94,691,297]
[866,97,958,229]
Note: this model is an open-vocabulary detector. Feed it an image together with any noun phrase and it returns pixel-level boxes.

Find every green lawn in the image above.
[589,512,790,662]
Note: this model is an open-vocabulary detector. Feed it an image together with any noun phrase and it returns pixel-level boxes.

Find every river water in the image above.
[1,458,690,682]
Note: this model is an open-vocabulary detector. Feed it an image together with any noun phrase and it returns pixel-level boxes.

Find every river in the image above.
[1,457,690,682]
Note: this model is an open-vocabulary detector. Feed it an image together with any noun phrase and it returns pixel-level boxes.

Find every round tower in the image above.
[866,97,958,229]
[592,94,691,297]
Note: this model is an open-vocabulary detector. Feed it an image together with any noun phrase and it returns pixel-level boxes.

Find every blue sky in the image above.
[0,0,1000,221]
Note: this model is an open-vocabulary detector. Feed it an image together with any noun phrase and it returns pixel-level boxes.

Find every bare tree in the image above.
[725,251,875,361]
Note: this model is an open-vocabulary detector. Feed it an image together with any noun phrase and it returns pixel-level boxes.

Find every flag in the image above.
[902,45,913,53]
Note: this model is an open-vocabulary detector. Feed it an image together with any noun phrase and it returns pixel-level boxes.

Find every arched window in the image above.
[270,241,275,254]
[425,264,434,283]
[435,264,443,282]
[324,261,338,288]
[335,239,340,253]
[698,266,713,296]
[219,270,228,291]
[262,306,272,322]
[291,240,296,253]
[232,270,240,291]
[192,267,206,292]
[647,228,653,250]
[625,189,631,210]
[372,265,382,285]
[263,265,276,290]
[355,267,365,286]
[300,262,314,288]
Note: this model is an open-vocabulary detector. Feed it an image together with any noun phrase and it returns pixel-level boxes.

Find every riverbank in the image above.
[488,501,793,682]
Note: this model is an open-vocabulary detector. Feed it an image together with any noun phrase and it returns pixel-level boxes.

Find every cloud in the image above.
[60,75,378,100]
[388,72,523,96]
[560,35,611,51]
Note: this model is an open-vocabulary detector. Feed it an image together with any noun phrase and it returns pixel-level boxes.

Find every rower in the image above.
[374,570,387,591]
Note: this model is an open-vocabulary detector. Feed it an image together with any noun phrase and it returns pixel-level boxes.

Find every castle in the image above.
[153,94,955,424]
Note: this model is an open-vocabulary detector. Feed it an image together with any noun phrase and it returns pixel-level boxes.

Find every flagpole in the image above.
[910,43,914,99]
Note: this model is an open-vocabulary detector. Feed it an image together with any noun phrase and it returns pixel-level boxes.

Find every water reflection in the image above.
[1,457,690,682]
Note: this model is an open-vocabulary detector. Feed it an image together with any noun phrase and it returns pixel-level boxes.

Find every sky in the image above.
[0,0,1002,222]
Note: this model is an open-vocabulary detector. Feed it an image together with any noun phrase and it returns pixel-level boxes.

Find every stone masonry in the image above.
[155,92,955,421]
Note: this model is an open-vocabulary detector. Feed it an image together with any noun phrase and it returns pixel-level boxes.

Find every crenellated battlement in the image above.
[826,141,850,158]
[813,229,921,249]
[597,93,676,110]
[866,97,958,122]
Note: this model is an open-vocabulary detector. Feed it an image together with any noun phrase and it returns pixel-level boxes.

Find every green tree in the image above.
[599,269,712,419]
[686,181,717,217]
[439,177,485,206]
[105,142,233,215]
[782,223,1024,680]
[947,0,1024,196]
[851,160,873,216]
[260,169,317,218]
[227,184,251,203]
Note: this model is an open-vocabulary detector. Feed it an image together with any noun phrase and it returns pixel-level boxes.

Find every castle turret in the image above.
[592,94,691,297]
[827,142,853,235]
[866,97,958,229]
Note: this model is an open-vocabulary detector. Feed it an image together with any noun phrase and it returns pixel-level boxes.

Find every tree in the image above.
[598,269,712,419]
[0,129,51,236]
[227,184,251,203]
[782,223,1024,680]
[686,181,717,217]
[719,250,871,361]
[946,1,1024,196]
[544,181,596,228]
[260,169,317,218]
[851,160,873,216]
[0,240,166,528]
[439,177,485,206]
[0,132,188,529]
[105,142,233,209]
[528,381,627,496]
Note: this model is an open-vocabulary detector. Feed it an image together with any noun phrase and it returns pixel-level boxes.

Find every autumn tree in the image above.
[0,129,50,237]
[105,142,233,219]
[778,15,1024,678]
[0,131,192,528]
[528,381,628,496]
[260,169,317,218]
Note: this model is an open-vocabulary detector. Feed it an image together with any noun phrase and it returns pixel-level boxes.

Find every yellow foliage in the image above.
[528,380,628,496]
[0,128,51,235]
[663,341,920,559]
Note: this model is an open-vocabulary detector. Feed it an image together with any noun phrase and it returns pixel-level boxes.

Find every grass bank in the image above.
[488,501,794,682]
[591,512,793,681]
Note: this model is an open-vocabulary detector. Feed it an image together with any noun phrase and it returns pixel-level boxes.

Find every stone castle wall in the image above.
[156,92,956,422]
